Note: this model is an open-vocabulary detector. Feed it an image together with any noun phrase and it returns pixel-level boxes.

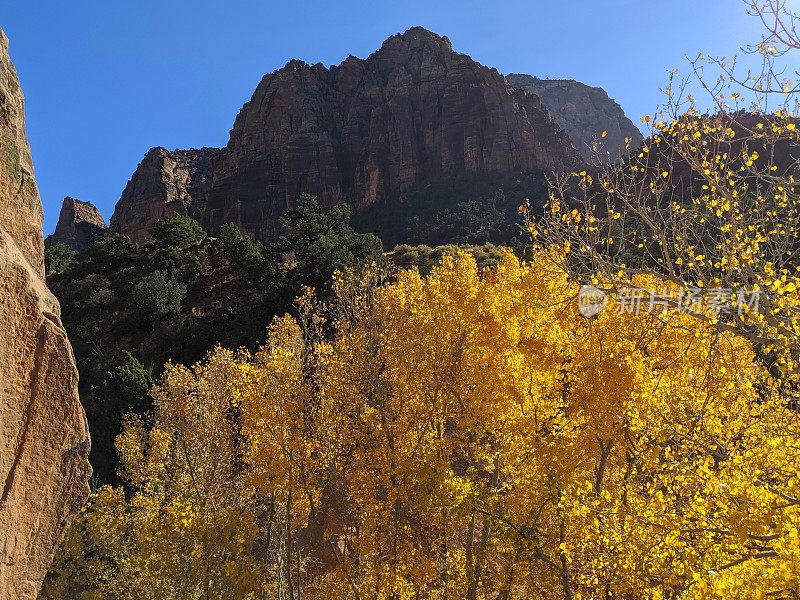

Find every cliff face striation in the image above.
[109,146,217,245]
[0,25,91,600]
[45,197,107,254]
[111,28,581,243]
[505,73,644,162]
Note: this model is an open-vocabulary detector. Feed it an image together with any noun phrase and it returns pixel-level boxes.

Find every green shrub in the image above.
[91,352,153,414]
[389,244,438,274]
[44,243,78,276]
[470,243,503,270]
[183,254,206,280]
[216,223,260,269]
[283,194,383,288]
[132,271,186,321]
[88,352,154,482]
[148,213,206,251]
[146,245,183,271]
[88,288,116,308]
[389,243,503,275]
[78,273,109,292]
[115,266,138,285]
[93,234,133,269]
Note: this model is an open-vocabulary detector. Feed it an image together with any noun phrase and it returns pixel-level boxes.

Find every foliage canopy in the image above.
[44,251,800,600]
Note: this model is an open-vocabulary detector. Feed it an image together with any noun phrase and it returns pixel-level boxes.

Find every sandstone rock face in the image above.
[0,25,91,600]
[44,197,107,254]
[197,27,580,240]
[0,27,44,275]
[505,74,644,162]
[109,146,217,245]
[0,232,91,600]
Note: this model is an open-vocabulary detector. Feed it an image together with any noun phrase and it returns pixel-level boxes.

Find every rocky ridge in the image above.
[45,197,107,253]
[505,73,644,162]
[109,146,217,245]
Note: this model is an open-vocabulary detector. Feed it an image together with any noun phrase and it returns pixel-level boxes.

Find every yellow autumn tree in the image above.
[235,250,799,599]
[41,349,262,600]
[43,254,799,600]
[532,1,800,384]
[42,4,800,598]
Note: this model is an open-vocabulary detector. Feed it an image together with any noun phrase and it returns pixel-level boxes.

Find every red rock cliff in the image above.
[109,146,217,245]
[199,27,580,240]
[505,73,644,163]
[110,28,580,243]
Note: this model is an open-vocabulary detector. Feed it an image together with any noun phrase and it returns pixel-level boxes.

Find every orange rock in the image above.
[0,25,91,600]
[0,27,44,276]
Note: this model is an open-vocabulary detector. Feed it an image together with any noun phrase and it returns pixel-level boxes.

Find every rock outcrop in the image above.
[109,146,217,245]
[505,73,643,162]
[0,25,91,600]
[109,28,581,243]
[45,197,107,254]
[0,28,44,275]
[200,28,580,240]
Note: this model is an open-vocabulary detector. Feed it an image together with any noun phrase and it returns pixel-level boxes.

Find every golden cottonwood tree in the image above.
[532,1,800,383]
[44,251,799,600]
[41,350,261,600]
[42,4,800,598]
[238,251,799,599]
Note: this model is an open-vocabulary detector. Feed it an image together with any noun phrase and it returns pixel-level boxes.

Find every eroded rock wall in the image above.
[109,146,217,245]
[0,25,91,600]
[200,28,581,240]
[0,28,43,275]
[109,28,581,243]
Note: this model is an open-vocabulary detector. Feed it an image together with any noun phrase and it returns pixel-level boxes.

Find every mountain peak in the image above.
[45,196,107,253]
[112,30,581,244]
[378,26,453,55]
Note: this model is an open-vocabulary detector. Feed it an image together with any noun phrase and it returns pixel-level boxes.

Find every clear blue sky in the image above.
[0,0,766,234]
